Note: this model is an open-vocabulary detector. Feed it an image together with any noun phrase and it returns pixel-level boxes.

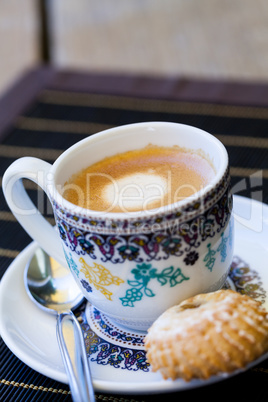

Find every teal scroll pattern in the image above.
[203,243,217,272]
[64,249,80,277]
[203,222,233,272]
[120,263,189,307]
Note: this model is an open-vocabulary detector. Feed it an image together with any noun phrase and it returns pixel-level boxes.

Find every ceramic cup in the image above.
[3,122,233,330]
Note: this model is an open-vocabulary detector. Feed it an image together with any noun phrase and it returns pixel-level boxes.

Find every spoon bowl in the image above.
[24,247,95,402]
[25,247,83,312]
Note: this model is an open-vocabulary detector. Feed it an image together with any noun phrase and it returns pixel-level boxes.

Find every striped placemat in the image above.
[0,69,267,401]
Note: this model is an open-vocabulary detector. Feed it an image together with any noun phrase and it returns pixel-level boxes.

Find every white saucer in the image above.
[0,195,267,395]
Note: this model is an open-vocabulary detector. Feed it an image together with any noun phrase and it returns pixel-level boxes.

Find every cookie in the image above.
[144,289,268,381]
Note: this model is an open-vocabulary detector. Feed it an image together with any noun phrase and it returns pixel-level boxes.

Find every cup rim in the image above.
[50,121,229,222]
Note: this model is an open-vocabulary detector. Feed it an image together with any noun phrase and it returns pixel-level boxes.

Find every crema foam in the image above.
[63,145,215,213]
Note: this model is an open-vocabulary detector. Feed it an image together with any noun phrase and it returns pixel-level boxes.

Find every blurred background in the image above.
[0,0,268,96]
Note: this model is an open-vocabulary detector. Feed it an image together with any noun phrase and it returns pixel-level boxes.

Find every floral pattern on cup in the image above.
[56,185,232,265]
[63,217,233,309]
[64,249,124,301]
[120,263,189,307]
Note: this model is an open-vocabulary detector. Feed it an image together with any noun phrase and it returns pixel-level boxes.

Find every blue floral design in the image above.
[120,263,189,307]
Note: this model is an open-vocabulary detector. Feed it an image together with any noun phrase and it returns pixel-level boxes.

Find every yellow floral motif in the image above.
[79,258,124,301]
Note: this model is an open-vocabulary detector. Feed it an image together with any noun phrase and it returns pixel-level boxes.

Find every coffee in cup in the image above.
[63,144,216,213]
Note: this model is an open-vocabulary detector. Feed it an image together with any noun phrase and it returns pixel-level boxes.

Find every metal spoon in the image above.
[24,247,95,402]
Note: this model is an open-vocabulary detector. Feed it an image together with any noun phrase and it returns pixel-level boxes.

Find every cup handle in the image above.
[2,156,67,267]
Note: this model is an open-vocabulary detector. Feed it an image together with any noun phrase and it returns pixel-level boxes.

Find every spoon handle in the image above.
[56,311,95,402]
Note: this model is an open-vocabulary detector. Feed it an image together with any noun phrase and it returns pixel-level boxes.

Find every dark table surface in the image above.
[0,66,268,402]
